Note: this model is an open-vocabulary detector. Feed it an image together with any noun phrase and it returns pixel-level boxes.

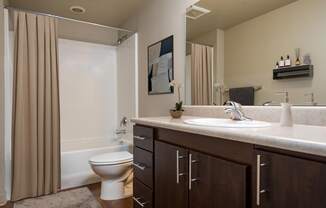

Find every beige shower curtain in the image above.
[11,11,60,201]
[191,44,213,105]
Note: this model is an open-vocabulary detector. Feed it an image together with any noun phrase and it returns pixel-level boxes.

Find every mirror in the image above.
[185,0,326,106]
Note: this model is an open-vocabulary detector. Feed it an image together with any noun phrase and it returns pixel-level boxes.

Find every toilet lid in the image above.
[89,151,133,165]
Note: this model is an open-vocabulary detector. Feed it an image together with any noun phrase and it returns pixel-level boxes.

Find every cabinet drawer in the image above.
[134,179,153,208]
[134,147,153,188]
[134,125,154,152]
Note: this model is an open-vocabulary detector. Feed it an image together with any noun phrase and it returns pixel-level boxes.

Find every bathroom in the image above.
[1,0,326,208]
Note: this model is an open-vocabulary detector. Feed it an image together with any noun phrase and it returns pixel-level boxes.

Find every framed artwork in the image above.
[148,35,174,95]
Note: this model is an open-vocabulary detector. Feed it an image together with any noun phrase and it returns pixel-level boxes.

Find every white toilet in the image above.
[89,151,133,200]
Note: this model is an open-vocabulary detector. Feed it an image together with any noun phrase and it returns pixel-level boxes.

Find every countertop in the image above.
[131,116,326,157]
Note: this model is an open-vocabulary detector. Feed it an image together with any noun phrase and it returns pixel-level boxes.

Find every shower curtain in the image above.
[11,11,60,201]
[191,44,213,105]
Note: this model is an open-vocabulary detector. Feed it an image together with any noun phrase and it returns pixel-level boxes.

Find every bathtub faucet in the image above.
[120,116,128,127]
[115,129,127,135]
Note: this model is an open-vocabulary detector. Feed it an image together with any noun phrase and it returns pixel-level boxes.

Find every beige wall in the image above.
[225,0,326,105]
[122,0,198,116]
[0,0,6,205]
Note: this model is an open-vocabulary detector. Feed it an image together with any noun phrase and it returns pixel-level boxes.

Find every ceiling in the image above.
[8,0,148,28]
[187,0,298,40]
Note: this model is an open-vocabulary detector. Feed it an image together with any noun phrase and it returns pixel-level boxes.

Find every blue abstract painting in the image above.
[148,36,174,95]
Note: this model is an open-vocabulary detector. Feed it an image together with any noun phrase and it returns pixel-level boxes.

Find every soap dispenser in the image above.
[277,91,293,127]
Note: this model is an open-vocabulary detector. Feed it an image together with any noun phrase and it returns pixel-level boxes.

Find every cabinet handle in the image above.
[256,154,267,206]
[133,197,148,207]
[176,150,186,184]
[133,162,146,171]
[189,154,199,190]
[134,135,146,140]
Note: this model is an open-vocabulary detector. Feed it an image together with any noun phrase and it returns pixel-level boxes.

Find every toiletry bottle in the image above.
[295,48,301,65]
[279,56,285,67]
[275,62,279,69]
[277,91,293,127]
[285,55,291,66]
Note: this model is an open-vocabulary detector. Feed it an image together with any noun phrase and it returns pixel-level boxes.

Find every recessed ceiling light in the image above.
[70,6,86,14]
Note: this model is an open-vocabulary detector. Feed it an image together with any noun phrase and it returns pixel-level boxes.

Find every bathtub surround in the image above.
[58,39,118,142]
[11,11,60,201]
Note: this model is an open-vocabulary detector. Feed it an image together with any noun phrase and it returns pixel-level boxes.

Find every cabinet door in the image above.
[155,141,189,208]
[256,151,326,208]
[189,150,248,208]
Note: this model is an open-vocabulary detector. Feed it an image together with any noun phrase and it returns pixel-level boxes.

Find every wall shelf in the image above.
[273,65,313,80]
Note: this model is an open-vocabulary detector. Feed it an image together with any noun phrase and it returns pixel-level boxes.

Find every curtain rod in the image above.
[186,41,214,48]
[4,6,135,33]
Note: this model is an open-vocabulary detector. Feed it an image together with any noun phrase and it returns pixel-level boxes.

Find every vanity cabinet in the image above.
[154,141,188,208]
[155,141,248,208]
[133,125,154,208]
[133,124,326,208]
[255,150,326,208]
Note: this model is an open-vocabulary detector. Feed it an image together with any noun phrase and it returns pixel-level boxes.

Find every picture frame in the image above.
[147,35,174,95]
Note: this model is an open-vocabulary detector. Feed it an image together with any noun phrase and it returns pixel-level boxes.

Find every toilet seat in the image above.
[89,151,133,165]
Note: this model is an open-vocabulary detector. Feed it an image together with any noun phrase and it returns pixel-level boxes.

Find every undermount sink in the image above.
[184,118,271,128]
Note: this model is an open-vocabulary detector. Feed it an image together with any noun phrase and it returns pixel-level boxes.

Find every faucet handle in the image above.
[225,101,242,109]
[276,91,289,103]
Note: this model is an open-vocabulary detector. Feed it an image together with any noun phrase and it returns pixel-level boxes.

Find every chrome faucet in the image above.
[224,101,250,121]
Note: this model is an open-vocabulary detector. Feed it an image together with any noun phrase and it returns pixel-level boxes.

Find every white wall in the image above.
[225,0,326,105]
[59,39,118,142]
[123,0,198,116]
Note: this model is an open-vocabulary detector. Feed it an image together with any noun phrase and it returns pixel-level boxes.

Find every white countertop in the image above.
[131,116,326,157]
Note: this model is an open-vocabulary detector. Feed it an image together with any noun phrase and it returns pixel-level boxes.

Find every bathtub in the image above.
[61,137,132,190]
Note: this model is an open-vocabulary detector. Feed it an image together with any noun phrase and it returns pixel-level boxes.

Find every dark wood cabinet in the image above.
[154,140,248,208]
[134,179,153,208]
[134,124,326,208]
[189,150,248,208]
[133,125,154,208]
[154,141,189,208]
[255,150,326,208]
[134,147,153,188]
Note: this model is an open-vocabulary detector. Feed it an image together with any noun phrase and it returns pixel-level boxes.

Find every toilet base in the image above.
[100,180,133,201]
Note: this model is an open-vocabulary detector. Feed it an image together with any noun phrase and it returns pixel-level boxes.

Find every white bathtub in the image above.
[61,138,132,190]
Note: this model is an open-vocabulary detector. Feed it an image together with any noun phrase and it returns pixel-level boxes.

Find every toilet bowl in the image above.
[89,151,133,200]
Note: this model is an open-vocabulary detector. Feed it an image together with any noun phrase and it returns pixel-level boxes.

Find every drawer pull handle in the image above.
[256,154,267,206]
[133,162,146,171]
[134,136,146,140]
[176,150,187,184]
[133,197,149,207]
[189,154,199,190]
